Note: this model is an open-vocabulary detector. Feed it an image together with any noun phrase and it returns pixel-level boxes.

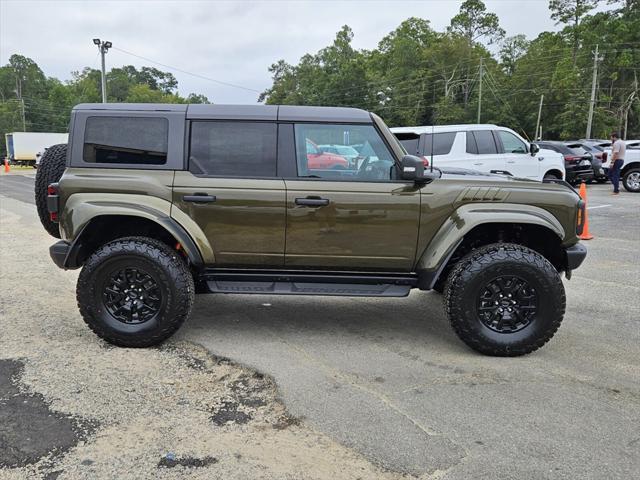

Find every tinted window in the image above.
[83,116,168,164]
[567,144,589,155]
[497,131,527,154]
[295,124,395,181]
[422,132,456,156]
[466,132,478,154]
[189,122,277,177]
[394,133,420,155]
[471,131,497,154]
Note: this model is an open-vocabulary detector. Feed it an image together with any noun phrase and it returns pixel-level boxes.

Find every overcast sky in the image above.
[0,0,596,104]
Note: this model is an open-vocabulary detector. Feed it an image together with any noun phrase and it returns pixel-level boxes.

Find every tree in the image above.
[448,0,505,45]
[548,0,597,63]
[499,35,529,75]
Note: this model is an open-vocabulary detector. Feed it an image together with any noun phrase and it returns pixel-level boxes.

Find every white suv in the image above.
[392,124,565,182]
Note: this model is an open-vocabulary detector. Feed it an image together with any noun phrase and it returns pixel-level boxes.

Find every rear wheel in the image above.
[77,237,194,348]
[35,144,67,238]
[444,243,565,356]
[543,172,560,181]
[622,168,640,192]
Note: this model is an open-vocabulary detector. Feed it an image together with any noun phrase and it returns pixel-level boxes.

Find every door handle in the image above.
[507,160,516,164]
[473,162,483,166]
[295,197,330,207]
[183,194,216,203]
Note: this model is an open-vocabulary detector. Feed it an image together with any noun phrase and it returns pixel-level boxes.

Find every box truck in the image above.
[5,132,69,167]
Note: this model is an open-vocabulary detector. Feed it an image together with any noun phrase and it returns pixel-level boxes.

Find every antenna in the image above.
[430,118,436,173]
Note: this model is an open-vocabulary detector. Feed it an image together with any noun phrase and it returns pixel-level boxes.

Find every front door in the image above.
[172,121,285,267]
[495,130,538,179]
[284,123,421,271]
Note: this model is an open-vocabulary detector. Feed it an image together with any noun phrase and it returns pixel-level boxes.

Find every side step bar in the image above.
[202,269,417,297]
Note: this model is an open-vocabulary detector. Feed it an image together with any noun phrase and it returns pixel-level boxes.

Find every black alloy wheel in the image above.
[477,276,538,333]
[102,267,162,325]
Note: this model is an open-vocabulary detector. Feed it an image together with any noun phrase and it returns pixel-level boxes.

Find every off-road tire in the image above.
[77,237,194,348]
[34,143,67,238]
[622,168,640,193]
[444,243,565,356]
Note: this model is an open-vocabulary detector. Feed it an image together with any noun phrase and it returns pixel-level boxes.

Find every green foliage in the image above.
[449,0,505,44]
[260,4,639,139]
[0,60,211,156]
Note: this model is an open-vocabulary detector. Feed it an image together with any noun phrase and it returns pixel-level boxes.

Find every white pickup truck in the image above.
[603,140,640,192]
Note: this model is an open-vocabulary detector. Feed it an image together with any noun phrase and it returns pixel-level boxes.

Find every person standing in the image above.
[609,132,626,195]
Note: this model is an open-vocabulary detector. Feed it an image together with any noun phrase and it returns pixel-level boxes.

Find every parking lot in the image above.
[1,170,639,479]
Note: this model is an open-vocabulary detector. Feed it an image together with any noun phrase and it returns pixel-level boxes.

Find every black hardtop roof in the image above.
[73,103,372,123]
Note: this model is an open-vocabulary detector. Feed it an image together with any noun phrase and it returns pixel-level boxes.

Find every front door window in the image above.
[294,124,396,181]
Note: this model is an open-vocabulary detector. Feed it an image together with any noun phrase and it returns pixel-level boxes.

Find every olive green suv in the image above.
[35,104,587,356]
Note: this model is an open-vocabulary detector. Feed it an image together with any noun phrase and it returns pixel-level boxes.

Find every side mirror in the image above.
[530,143,540,156]
[401,154,441,184]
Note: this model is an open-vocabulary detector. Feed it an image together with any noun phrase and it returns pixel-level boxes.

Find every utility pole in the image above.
[477,57,483,124]
[535,94,544,140]
[20,98,26,132]
[585,44,602,140]
[93,39,113,103]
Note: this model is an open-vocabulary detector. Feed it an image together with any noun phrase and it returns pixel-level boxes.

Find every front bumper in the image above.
[50,240,71,269]
[565,243,587,271]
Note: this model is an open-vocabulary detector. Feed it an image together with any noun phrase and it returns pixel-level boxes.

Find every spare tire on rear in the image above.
[35,143,67,238]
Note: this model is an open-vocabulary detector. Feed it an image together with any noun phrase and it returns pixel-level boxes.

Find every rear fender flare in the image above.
[61,193,213,267]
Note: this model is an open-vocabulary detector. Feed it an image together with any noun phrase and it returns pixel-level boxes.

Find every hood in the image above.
[437,167,536,183]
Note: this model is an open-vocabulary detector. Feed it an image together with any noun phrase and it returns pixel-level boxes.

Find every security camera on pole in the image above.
[93,39,112,103]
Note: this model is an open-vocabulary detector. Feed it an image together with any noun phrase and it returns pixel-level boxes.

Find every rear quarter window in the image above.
[83,116,168,165]
[422,132,456,156]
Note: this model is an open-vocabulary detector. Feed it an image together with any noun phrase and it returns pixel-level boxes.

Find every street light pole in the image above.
[93,39,112,103]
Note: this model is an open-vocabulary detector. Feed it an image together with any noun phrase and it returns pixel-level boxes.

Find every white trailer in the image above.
[5,132,69,167]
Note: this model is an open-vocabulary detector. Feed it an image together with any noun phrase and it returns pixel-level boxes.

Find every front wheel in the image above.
[444,243,565,356]
[622,168,640,192]
[77,237,194,347]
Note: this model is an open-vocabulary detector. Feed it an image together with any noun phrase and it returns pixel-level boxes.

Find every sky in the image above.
[0,0,602,104]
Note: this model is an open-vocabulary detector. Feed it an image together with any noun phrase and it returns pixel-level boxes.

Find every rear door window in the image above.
[83,116,168,165]
[471,131,498,154]
[189,122,277,177]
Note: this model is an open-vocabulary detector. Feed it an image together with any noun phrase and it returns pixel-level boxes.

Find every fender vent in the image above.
[456,187,508,203]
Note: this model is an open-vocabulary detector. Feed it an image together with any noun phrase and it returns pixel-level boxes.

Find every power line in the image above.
[111,46,263,94]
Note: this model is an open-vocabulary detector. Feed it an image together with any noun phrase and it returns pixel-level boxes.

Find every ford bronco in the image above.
[35,104,587,356]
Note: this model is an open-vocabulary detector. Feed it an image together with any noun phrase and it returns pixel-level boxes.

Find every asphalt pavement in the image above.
[181,183,640,479]
[1,171,638,479]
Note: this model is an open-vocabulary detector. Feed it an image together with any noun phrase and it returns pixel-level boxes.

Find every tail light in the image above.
[421,156,430,167]
[564,155,582,164]
[47,183,60,223]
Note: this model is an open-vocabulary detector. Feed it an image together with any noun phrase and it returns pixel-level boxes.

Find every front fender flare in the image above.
[416,203,565,284]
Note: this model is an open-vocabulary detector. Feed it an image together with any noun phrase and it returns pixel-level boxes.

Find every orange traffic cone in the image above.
[578,182,593,240]
[3,158,9,173]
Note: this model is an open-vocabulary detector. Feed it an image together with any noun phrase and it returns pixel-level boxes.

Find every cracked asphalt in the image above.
[1,171,639,479]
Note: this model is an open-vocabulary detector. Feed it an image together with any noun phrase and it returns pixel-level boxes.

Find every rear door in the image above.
[465,130,506,173]
[283,122,420,271]
[172,120,286,267]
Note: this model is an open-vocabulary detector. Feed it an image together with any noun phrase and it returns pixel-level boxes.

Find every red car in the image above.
[306,140,348,169]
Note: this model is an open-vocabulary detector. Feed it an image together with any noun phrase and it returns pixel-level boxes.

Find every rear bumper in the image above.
[566,168,594,183]
[565,243,587,271]
[50,240,71,269]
